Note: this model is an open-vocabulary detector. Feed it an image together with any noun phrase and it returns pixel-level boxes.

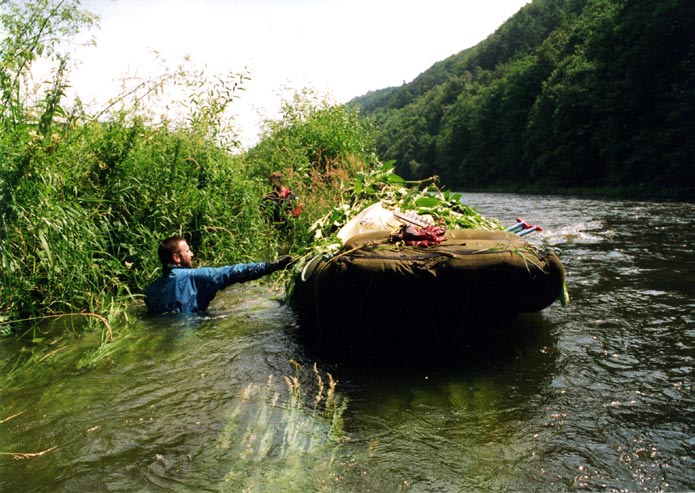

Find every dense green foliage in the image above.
[244,89,380,254]
[0,0,399,339]
[352,0,694,199]
[0,0,378,333]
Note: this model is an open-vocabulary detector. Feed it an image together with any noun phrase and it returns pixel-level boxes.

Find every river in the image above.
[1,193,694,492]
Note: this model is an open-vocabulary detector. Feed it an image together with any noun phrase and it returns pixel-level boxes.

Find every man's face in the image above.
[173,240,194,268]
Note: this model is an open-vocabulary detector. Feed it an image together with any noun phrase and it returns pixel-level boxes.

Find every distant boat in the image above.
[290,203,566,356]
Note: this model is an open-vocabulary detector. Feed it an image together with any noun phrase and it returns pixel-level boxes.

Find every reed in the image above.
[218,361,348,490]
[0,445,58,460]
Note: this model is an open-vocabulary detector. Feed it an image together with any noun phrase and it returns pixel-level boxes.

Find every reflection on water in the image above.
[1,195,694,492]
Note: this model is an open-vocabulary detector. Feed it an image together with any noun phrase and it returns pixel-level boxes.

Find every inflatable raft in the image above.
[291,225,566,354]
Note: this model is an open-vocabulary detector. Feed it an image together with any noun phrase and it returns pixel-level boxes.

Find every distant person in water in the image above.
[145,235,292,315]
[261,171,303,224]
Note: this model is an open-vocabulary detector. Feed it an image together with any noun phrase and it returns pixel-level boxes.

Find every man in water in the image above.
[145,235,292,315]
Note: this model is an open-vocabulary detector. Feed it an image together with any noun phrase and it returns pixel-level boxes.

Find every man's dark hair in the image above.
[158,235,185,271]
[270,171,284,189]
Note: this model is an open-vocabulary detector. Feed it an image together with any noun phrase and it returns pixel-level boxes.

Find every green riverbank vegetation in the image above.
[0,1,384,343]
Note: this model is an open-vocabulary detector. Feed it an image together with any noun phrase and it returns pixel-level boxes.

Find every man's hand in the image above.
[271,255,293,271]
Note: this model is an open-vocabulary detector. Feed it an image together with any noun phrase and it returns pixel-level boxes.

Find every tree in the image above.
[0,0,97,128]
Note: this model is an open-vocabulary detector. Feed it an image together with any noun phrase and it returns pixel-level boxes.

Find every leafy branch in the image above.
[306,160,501,255]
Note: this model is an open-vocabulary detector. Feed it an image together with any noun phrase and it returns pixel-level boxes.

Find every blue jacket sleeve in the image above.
[190,262,275,311]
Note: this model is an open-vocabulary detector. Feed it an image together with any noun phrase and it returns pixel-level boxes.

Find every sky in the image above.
[71,0,530,147]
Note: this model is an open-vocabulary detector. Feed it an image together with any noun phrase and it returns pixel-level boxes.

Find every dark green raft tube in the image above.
[291,230,566,358]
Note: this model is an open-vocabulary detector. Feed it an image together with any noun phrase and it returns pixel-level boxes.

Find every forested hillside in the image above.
[352,0,694,198]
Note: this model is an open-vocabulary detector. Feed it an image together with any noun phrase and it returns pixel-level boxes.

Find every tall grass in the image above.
[0,0,379,336]
[0,108,280,324]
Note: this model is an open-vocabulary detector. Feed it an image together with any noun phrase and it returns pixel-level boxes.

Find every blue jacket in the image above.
[145,262,275,315]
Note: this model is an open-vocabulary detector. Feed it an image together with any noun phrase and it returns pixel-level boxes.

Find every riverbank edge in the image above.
[459,184,695,203]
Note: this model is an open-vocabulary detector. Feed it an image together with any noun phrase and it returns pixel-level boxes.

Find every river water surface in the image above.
[1,193,694,492]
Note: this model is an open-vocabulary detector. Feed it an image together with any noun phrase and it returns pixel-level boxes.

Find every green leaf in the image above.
[386,174,405,184]
[381,160,396,171]
[414,197,441,208]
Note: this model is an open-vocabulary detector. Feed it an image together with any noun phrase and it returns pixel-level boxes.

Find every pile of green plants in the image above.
[301,160,502,257]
